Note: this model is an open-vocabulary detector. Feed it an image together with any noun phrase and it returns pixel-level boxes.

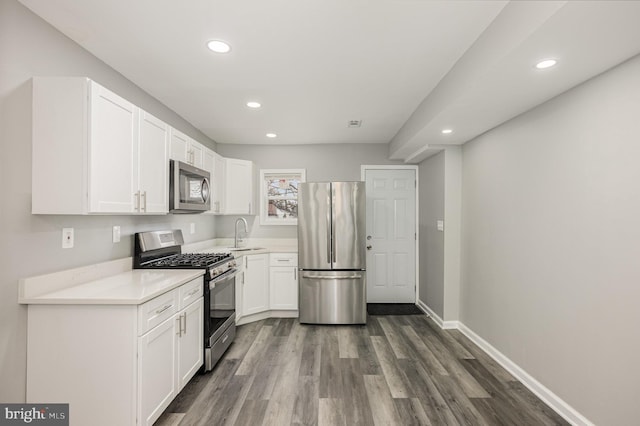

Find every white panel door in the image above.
[365,169,416,302]
[169,128,189,163]
[176,298,203,390]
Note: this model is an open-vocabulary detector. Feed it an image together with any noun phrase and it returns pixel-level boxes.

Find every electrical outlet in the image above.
[62,228,74,248]
[112,226,121,243]
[190,223,196,234]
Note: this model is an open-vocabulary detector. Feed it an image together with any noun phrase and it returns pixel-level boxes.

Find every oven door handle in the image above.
[209,268,238,289]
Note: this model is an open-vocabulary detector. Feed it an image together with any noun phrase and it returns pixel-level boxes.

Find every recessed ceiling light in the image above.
[266,133,277,138]
[206,40,231,53]
[246,101,261,109]
[535,59,557,69]
[441,129,453,134]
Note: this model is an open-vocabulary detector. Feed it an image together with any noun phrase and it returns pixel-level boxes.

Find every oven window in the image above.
[210,274,235,332]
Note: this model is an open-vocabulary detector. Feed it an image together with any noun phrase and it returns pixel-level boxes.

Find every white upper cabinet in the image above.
[32,77,168,214]
[88,82,137,213]
[225,158,255,215]
[138,111,169,213]
[169,128,204,168]
[203,148,225,214]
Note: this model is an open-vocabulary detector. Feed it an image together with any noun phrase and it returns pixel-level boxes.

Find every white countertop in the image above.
[19,238,297,306]
[20,268,203,305]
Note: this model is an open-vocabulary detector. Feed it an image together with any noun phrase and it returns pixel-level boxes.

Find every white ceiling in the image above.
[19,0,640,162]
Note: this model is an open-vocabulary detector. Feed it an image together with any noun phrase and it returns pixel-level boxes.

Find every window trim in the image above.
[259,169,306,226]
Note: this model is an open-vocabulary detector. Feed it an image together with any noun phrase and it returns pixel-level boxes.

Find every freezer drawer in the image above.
[299,271,366,324]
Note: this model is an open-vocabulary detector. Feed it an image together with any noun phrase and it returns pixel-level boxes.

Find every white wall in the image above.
[418,152,445,317]
[461,54,640,425]
[0,0,219,402]
[215,143,402,239]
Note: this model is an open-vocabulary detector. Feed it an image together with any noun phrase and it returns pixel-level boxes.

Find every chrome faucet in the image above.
[234,217,248,248]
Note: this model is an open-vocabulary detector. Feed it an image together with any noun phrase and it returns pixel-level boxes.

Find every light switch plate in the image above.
[62,228,74,248]
[437,220,444,232]
[112,226,121,243]
[190,223,196,234]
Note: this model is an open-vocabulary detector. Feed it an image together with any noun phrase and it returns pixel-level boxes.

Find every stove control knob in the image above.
[230,260,237,268]
[211,268,220,276]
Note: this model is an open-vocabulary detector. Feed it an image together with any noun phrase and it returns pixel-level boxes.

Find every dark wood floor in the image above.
[156,315,568,426]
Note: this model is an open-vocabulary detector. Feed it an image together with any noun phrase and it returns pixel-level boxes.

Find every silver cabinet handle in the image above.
[155,304,172,315]
[176,317,182,337]
[186,288,199,297]
[141,190,147,212]
[181,312,187,335]
[302,274,362,280]
[134,191,140,211]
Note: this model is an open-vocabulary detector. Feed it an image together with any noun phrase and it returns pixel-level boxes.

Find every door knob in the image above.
[366,245,372,250]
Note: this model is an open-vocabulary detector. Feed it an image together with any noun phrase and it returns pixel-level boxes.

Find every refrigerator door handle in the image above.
[302,274,363,280]
[326,191,332,265]
[331,184,336,264]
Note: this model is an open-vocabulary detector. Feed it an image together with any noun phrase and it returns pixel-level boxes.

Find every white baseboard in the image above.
[415,300,592,425]
[416,300,458,329]
[236,309,298,326]
[456,322,593,426]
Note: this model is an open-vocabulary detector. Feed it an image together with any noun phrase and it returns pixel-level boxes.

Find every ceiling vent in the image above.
[347,120,362,128]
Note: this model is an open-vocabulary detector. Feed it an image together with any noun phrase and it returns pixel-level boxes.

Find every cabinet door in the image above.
[177,298,203,390]
[269,266,298,310]
[190,141,204,168]
[242,254,269,315]
[89,82,137,213]
[213,154,226,213]
[138,111,169,213]
[169,128,189,163]
[203,149,225,214]
[138,316,177,426]
[225,158,254,214]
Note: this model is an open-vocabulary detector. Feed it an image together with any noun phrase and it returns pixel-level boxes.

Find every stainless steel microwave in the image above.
[169,160,210,213]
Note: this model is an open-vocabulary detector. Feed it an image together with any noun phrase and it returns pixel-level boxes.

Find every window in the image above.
[259,169,306,225]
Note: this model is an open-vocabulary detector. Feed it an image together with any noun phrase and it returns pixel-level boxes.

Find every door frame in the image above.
[361,165,419,303]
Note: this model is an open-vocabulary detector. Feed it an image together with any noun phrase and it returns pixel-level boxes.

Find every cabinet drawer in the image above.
[178,277,203,310]
[138,290,179,335]
[269,253,298,267]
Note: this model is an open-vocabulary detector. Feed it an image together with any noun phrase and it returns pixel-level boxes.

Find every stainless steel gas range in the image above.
[133,230,237,372]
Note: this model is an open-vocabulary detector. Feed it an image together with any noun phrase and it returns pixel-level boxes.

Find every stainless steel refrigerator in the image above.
[298,181,366,324]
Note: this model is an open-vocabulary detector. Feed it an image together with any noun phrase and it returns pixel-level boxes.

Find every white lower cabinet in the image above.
[138,297,203,426]
[26,277,203,426]
[269,253,298,310]
[241,254,269,316]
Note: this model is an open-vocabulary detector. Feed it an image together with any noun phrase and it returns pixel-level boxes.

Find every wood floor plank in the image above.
[394,398,433,426]
[354,324,382,375]
[318,398,346,426]
[261,322,307,425]
[336,326,359,358]
[377,317,410,359]
[224,320,262,360]
[298,325,322,377]
[406,317,490,398]
[319,327,342,398]
[370,335,412,398]
[398,358,461,426]
[401,325,449,376]
[245,336,288,400]
[338,358,375,425]
[505,381,570,426]
[232,399,268,426]
[290,376,319,426]
[154,413,185,426]
[366,315,385,336]
[429,373,493,426]
[448,328,516,383]
[363,375,403,426]
[194,374,252,426]
[236,325,274,375]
